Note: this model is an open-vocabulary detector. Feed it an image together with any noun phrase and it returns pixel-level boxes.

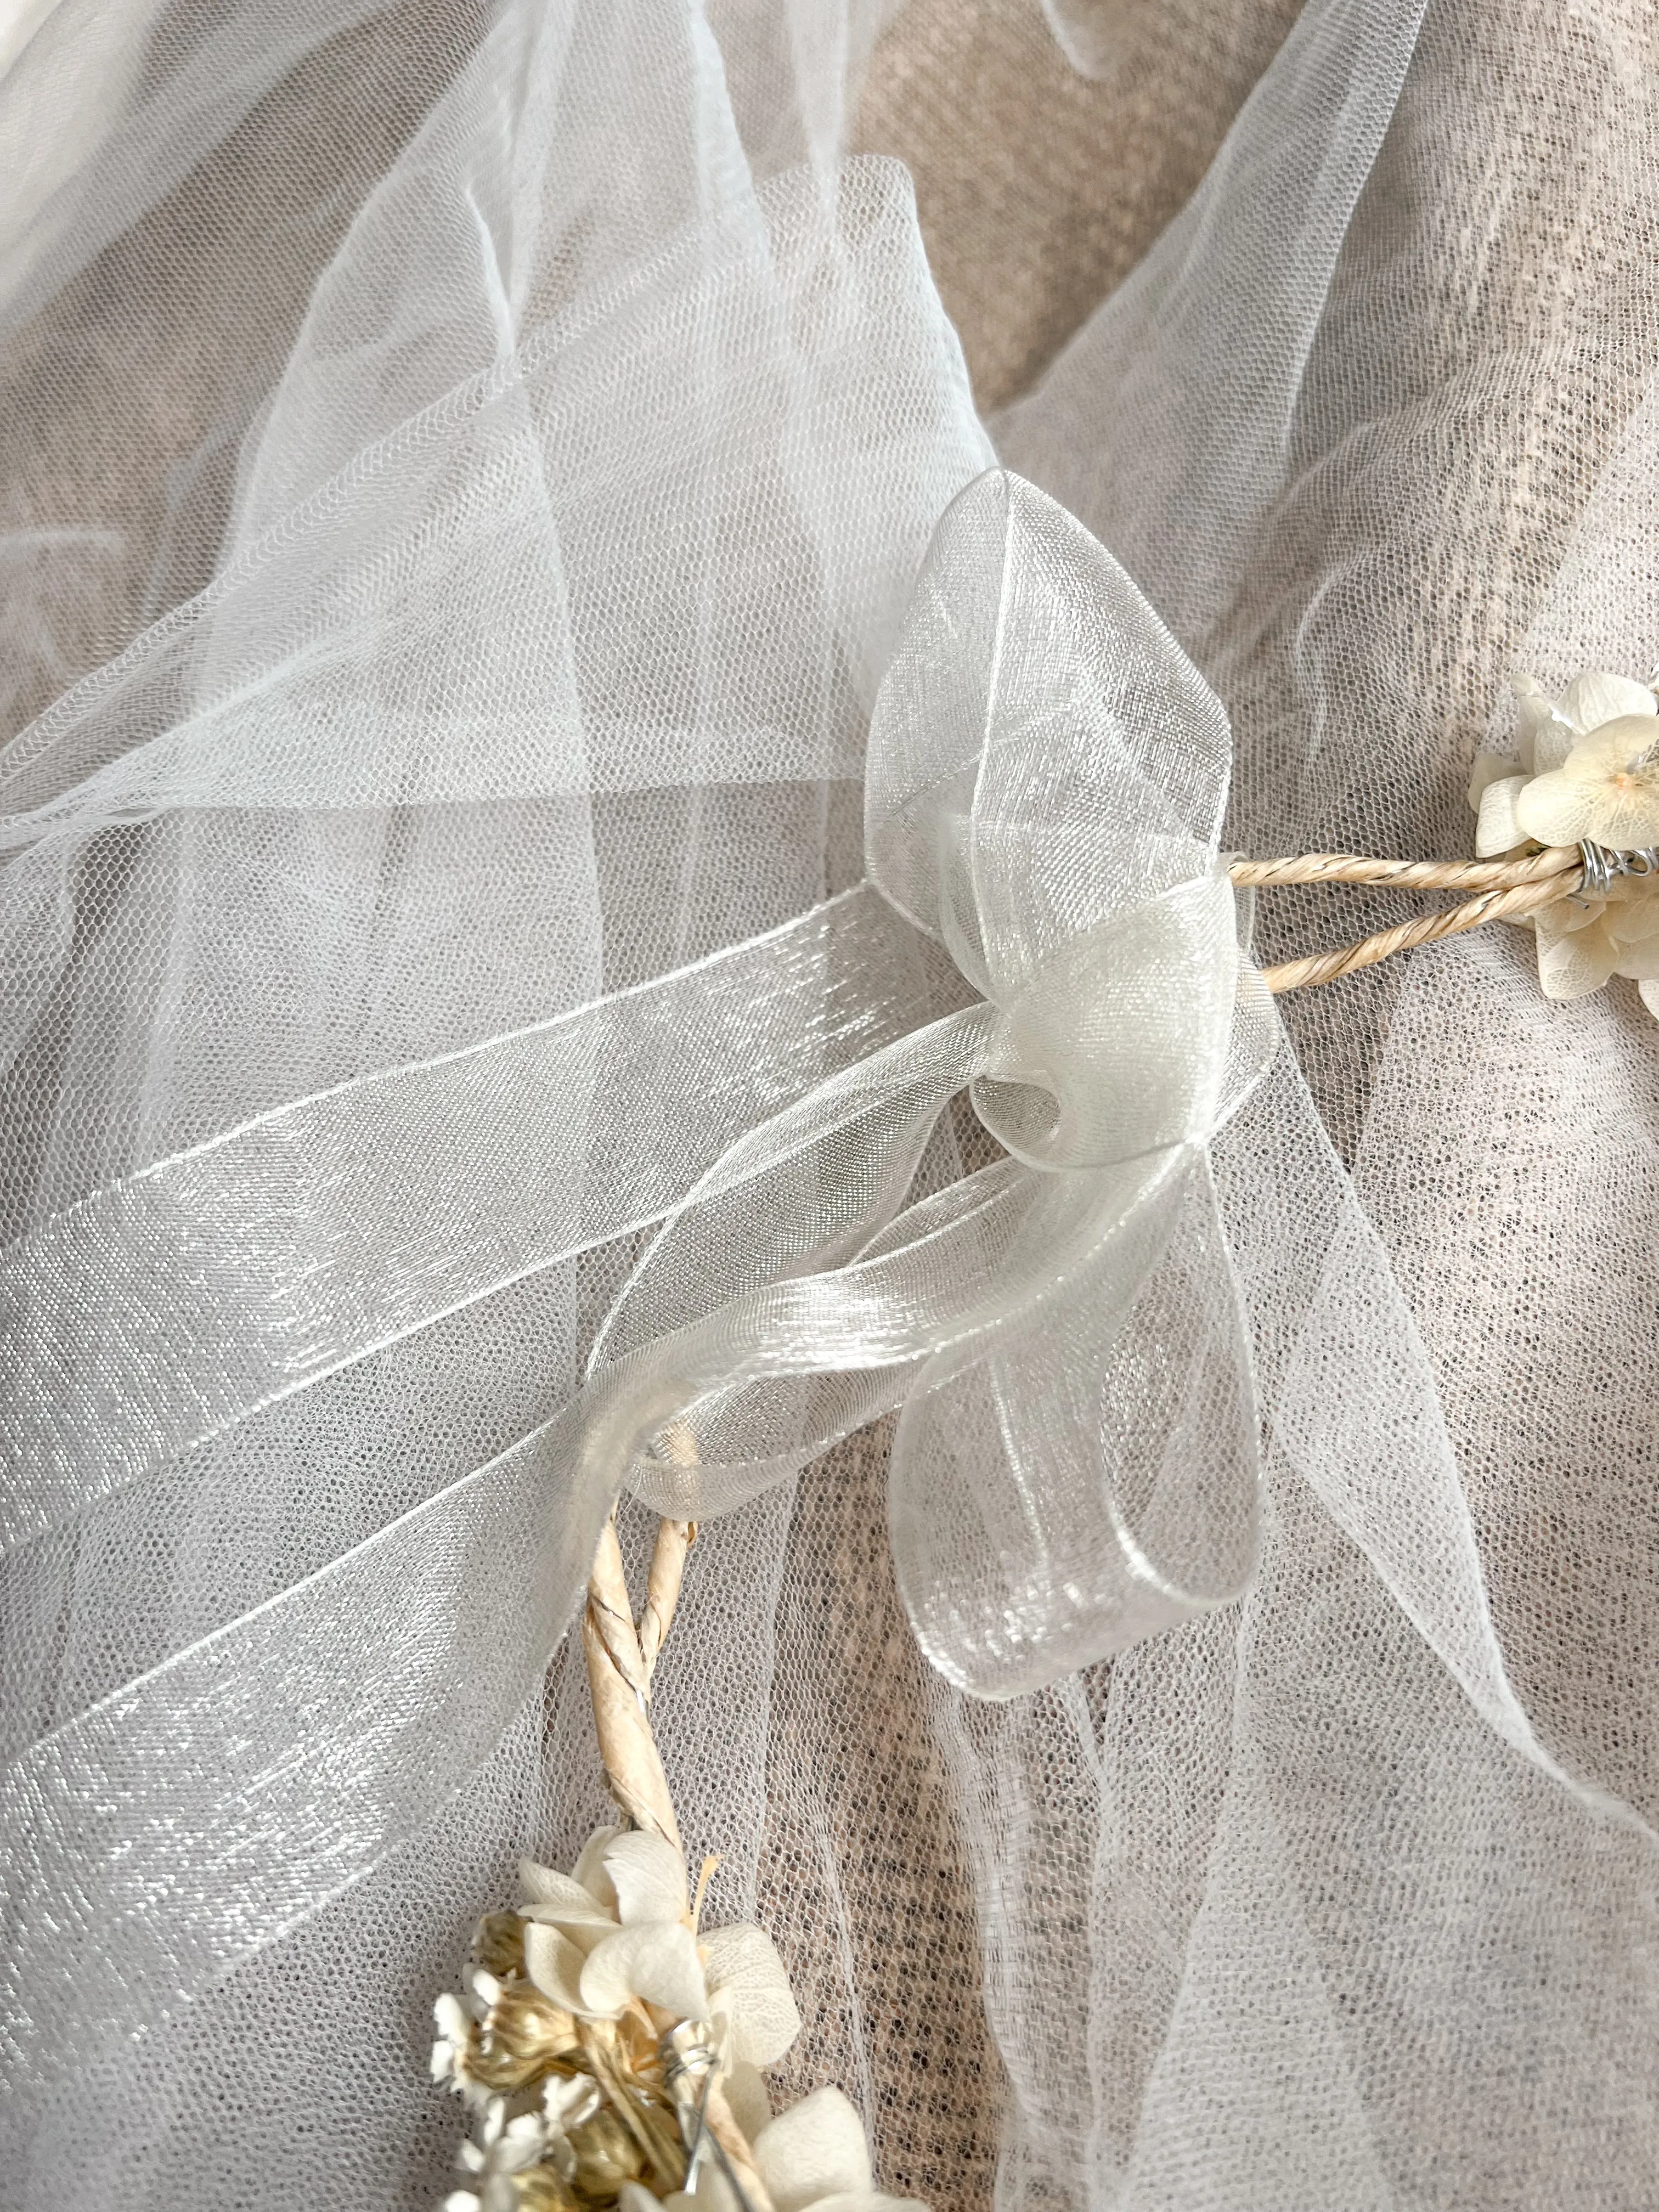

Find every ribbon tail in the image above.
[889,1145,1260,1699]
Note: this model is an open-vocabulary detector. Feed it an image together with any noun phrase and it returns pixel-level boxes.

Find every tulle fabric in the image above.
[3,2,1657,2209]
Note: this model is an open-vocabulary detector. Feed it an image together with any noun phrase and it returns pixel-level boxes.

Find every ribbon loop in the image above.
[597,466,1277,1694]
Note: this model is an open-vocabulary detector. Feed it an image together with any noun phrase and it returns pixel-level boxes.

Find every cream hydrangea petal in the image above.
[1530,716,1579,774]
[572,1825,624,1909]
[619,2186,667,2212]
[444,2192,484,2212]
[519,1859,619,1949]
[524,1923,589,2012]
[702,1923,803,2067]
[1514,718,1659,847]
[1558,669,1657,735]
[580,1922,710,2022]
[1638,976,1659,1019]
[1519,716,1659,846]
[1542,892,1606,937]
[753,2087,873,2212]
[520,1893,619,1946]
[1533,909,1618,1000]
[724,2059,773,2143]
[663,2169,741,2212]
[603,1830,690,1927]
[1474,774,1530,856]
[520,1859,616,1919]
[1606,899,1659,978]
[1467,752,1521,811]
[1520,768,1659,849]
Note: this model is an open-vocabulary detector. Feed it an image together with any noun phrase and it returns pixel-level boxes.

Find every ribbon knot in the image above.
[590,470,1277,1697]
[972,874,1240,1172]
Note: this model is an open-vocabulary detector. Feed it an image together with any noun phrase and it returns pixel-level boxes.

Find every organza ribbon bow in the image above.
[586,471,1277,1697]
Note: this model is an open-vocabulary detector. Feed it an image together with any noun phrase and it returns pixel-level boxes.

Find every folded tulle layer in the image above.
[4,0,1658,2204]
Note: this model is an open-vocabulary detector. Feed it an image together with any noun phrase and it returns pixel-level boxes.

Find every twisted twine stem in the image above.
[1229,844,1587,993]
[1229,844,1581,890]
[582,1515,693,1846]
[581,1504,774,2210]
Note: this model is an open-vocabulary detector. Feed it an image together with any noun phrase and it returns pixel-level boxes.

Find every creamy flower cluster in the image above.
[1469,670,1659,1013]
[433,1826,924,2212]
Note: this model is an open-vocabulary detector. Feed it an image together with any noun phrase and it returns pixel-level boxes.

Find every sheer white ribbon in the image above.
[589,467,1277,1695]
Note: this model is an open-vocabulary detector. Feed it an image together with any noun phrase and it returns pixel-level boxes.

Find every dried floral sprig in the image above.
[1227,668,1659,1002]
[431,1508,923,2212]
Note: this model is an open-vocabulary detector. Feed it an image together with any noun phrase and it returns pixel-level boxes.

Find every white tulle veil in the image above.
[2,1,1656,2206]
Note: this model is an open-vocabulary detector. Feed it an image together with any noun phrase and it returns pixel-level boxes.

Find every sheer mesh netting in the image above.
[2,2,1656,2209]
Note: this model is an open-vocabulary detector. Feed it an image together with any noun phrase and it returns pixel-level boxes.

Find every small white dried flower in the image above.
[1469,670,1659,853]
[540,2072,603,2182]
[432,1990,492,2111]
[447,2097,550,2212]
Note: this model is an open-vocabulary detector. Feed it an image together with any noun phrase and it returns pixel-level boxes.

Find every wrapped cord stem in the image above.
[1231,844,1591,992]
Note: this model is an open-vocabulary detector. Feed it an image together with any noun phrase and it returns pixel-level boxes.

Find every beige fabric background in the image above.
[854,0,1298,411]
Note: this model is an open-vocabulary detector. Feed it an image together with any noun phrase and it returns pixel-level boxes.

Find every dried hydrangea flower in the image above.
[629,2086,929,2212]
[1516,716,1659,849]
[1532,876,1659,1009]
[518,1827,800,2067]
[1466,669,1659,1013]
[1470,670,1659,853]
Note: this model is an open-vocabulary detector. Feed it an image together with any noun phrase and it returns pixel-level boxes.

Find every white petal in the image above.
[1531,714,1579,775]
[663,2170,741,2212]
[754,2087,873,2212]
[724,2058,772,2143]
[1638,975,1659,1018]
[1559,669,1657,735]
[459,2143,487,2174]
[619,2187,666,2212]
[1509,676,1553,770]
[1474,774,1530,856]
[435,1993,470,2040]
[604,1830,690,1927]
[1513,766,1604,849]
[702,1923,802,2067]
[1466,751,1520,811]
[520,1861,620,1945]
[572,1825,625,1909]
[1534,913,1617,1000]
[580,1922,709,2023]
[499,2114,548,2170]
[546,2074,603,2134]
[444,2194,484,2212]
[524,1922,589,2012]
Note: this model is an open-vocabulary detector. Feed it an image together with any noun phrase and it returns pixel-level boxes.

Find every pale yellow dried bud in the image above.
[511,2166,579,2212]
[473,1977,583,2091]
[567,2104,648,2194]
[475,1912,528,1979]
